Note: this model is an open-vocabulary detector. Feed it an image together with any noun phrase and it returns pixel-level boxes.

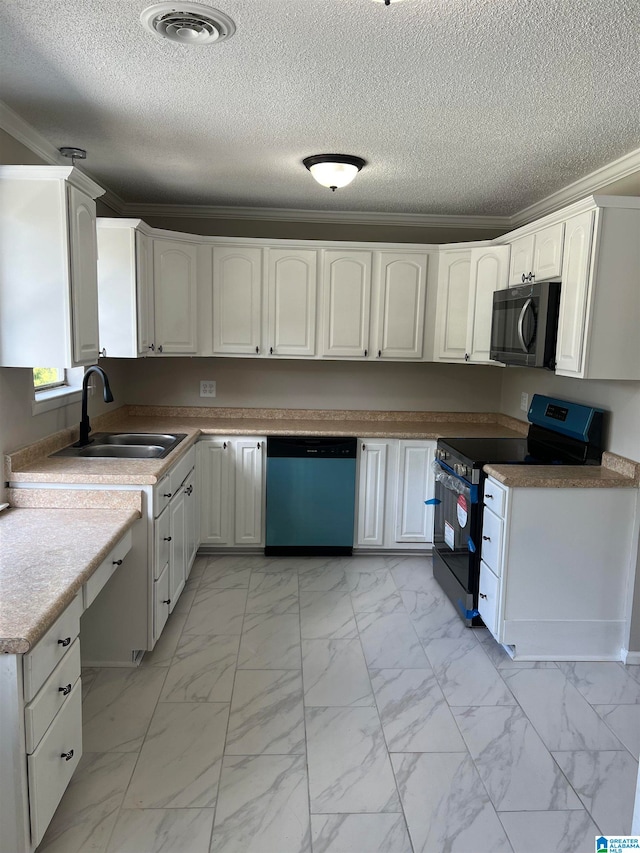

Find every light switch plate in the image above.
[200,380,216,398]
[520,392,529,412]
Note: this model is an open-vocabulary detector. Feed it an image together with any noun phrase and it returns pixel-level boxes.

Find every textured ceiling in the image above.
[0,0,639,216]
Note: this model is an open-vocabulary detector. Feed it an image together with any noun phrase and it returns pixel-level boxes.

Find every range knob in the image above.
[454,462,470,478]
[437,449,450,461]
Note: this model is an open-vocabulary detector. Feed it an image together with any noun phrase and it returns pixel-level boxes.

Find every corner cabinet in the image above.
[198,437,266,547]
[97,221,202,357]
[435,245,509,364]
[356,439,436,549]
[0,166,105,368]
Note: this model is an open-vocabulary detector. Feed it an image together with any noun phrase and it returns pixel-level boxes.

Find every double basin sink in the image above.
[52,432,187,460]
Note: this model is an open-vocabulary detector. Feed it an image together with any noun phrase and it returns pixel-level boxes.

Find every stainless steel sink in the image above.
[51,432,187,459]
[78,444,167,458]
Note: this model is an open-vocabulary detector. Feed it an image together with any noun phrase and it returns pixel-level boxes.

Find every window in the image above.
[32,366,84,415]
[32,367,66,391]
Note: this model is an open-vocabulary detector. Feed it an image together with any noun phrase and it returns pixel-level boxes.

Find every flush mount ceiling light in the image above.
[140,2,236,45]
[302,154,366,192]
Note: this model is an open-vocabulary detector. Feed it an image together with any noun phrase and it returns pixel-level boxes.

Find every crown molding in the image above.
[510,146,640,228]
[0,101,63,165]
[124,201,510,230]
[2,100,639,232]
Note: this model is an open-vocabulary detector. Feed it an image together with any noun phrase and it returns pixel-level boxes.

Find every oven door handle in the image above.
[517,298,534,353]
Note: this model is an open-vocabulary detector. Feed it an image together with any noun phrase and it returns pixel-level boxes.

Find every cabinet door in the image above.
[67,185,100,365]
[468,245,510,363]
[153,562,170,642]
[555,211,595,377]
[267,249,317,356]
[154,504,170,580]
[213,246,262,355]
[322,250,372,357]
[234,438,264,545]
[435,251,471,361]
[183,468,198,574]
[136,231,155,355]
[533,222,564,280]
[394,441,435,543]
[376,253,427,359]
[168,488,186,613]
[198,439,232,545]
[508,234,534,285]
[153,239,198,354]
[478,561,500,639]
[357,441,388,546]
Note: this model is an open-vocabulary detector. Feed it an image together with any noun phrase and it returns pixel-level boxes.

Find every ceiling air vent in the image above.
[140,2,236,45]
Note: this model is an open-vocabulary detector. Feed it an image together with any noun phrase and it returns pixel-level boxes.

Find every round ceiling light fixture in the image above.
[140,2,236,45]
[302,154,366,192]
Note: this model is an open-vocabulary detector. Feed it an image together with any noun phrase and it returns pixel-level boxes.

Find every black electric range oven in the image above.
[432,395,604,627]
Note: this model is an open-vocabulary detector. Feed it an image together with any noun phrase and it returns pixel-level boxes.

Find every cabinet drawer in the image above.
[154,505,171,580]
[154,473,172,517]
[170,446,196,494]
[23,595,83,703]
[478,561,500,639]
[83,529,132,608]
[481,507,503,576]
[483,479,506,517]
[28,679,82,849]
[154,562,170,642]
[24,638,81,755]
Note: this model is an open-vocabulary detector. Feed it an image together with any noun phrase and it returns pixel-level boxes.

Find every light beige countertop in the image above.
[484,451,639,488]
[6,406,637,489]
[0,497,141,654]
[6,406,527,486]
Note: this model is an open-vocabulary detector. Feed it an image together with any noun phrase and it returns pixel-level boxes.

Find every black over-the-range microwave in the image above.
[490,280,561,369]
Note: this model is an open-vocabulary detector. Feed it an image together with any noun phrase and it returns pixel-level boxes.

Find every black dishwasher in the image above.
[265,436,357,556]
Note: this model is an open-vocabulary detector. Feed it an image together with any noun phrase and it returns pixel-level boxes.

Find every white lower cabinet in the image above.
[168,485,187,612]
[478,561,500,637]
[480,476,637,659]
[28,680,82,848]
[357,439,435,549]
[153,562,171,641]
[198,437,266,547]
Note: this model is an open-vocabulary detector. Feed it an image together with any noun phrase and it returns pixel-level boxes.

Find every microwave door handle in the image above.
[517,298,533,353]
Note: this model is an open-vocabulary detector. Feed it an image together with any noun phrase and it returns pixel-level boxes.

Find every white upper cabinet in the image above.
[212,246,262,355]
[554,210,594,376]
[321,250,372,357]
[97,221,154,358]
[435,246,508,364]
[555,202,640,379]
[468,245,510,363]
[435,251,472,361]
[267,248,317,357]
[0,166,104,368]
[508,222,564,285]
[374,252,428,359]
[153,238,199,354]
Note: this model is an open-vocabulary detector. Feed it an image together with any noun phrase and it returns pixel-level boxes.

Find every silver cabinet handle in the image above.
[517,297,534,353]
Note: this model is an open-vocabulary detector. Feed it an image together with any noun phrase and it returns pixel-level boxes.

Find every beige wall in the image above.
[111,356,503,413]
[500,368,640,462]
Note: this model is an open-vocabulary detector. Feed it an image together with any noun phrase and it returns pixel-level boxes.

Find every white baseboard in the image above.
[621,649,640,665]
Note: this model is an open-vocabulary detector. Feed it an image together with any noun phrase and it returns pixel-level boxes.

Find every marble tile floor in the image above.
[37,553,639,853]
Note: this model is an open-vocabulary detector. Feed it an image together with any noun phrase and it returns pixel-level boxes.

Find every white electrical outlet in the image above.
[520,392,529,413]
[200,380,216,398]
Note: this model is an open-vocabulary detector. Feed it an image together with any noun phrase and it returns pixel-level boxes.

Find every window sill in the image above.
[32,386,82,415]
